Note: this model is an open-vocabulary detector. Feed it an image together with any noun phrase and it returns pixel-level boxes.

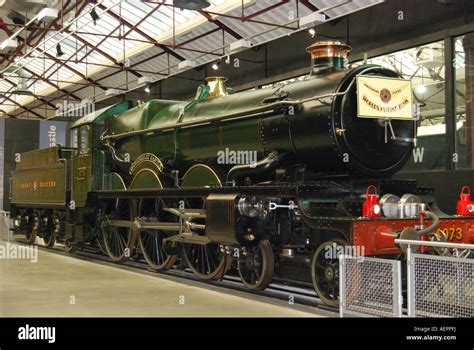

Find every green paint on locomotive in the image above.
[70,101,134,206]
[12,67,383,208]
[10,146,73,206]
[87,75,339,192]
[102,85,292,176]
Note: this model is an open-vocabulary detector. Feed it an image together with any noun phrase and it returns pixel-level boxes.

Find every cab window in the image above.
[71,128,78,148]
[71,128,78,156]
[79,126,90,154]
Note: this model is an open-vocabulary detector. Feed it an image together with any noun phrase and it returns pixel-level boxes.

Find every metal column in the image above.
[444,36,457,170]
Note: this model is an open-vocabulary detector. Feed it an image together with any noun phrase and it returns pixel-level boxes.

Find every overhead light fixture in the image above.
[299,12,326,29]
[137,76,154,85]
[173,0,211,11]
[0,39,18,52]
[105,88,120,97]
[12,77,32,96]
[9,11,26,26]
[36,8,59,23]
[229,39,253,54]
[308,28,316,37]
[178,59,197,70]
[56,43,64,57]
[90,8,100,25]
[416,85,427,94]
[211,61,220,71]
[144,86,151,94]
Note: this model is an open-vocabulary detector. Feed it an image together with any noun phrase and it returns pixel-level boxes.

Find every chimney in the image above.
[306,41,351,76]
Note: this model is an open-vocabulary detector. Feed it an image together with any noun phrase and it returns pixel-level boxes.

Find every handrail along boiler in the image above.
[10,41,474,306]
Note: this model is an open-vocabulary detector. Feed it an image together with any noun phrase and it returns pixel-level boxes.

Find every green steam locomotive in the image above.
[12,41,472,306]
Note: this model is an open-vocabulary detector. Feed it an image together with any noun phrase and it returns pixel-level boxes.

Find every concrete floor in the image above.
[0,241,325,317]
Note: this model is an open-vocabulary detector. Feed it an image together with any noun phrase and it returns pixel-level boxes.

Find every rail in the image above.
[394,239,474,250]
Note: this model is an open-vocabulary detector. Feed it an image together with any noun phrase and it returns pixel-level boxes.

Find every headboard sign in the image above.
[356,76,413,120]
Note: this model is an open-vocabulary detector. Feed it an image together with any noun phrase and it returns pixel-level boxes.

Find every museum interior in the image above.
[0,0,472,321]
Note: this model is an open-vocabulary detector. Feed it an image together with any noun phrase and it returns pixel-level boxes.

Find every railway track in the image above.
[12,237,338,316]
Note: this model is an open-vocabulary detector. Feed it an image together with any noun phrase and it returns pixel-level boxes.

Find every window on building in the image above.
[454,35,473,169]
[353,41,447,172]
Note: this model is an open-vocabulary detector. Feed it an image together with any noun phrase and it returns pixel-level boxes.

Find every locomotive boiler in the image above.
[10,41,474,307]
[102,41,415,181]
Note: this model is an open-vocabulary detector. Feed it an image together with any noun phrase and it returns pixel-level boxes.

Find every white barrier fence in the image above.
[403,240,474,318]
[0,211,11,241]
[339,256,402,317]
[339,240,474,318]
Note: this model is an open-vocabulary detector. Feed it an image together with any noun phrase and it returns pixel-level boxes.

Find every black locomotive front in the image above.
[261,42,416,178]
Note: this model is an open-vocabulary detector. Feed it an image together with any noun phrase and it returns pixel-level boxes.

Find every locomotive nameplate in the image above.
[129,153,164,175]
[356,76,413,120]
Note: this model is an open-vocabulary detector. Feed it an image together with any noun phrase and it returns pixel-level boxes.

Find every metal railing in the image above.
[339,255,403,317]
[339,240,474,318]
[395,239,474,318]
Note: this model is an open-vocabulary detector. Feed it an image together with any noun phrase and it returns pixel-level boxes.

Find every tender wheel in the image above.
[39,216,56,248]
[238,240,274,290]
[183,243,230,280]
[102,199,137,262]
[24,214,37,244]
[138,198,177,271]
[311,238,346,306]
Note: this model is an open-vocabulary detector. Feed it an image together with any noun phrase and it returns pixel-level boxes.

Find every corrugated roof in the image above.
[0,0,385,118]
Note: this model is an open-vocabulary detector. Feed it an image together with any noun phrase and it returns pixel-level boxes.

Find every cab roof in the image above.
[71,101,134,128]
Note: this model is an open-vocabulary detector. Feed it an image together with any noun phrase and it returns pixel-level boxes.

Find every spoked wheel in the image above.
[238,240,274,290]
[24,214,37,244]
[183,242,230,280]
[102,198,138,262]
[39,216,56,248]
[181,197,230,280]
[90,212,107,255]
[311,238,346,306]
[95,235,108,255]
[138,198,177,271]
